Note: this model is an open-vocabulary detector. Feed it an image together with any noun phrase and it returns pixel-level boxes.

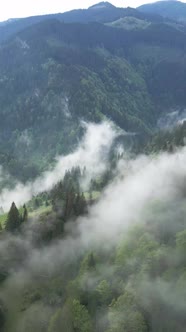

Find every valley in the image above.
[1,2,186,331]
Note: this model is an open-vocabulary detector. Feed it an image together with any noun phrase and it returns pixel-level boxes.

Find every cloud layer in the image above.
[0,121,118,211]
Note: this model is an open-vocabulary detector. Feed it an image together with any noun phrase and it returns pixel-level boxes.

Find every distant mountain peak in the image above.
[138,0,186,22]
[89,2,115,10]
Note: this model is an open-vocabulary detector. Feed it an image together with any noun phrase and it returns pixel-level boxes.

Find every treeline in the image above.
[51,167,87,221]
[146,121,186,153]
[2,167,90,239]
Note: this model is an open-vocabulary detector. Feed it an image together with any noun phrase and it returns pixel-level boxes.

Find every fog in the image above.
[0,121,118,211]
[158,108,186,129]
[1,122,186,331]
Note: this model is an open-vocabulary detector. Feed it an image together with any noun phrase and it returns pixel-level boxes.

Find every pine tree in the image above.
[64,189,76,220]
[79,193,87,216]
[74,193,81,216]
[22,204,28,222]
[5,202,20,233]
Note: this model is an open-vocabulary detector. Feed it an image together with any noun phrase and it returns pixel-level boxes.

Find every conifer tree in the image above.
[5,202,20,233]
[79,193,87,216]
[22,204,28,222]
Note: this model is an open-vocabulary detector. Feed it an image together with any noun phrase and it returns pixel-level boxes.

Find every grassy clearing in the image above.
[0,192,100,228]
[0,212,7,228]
[29,205,52,218]
[0,205,52,228]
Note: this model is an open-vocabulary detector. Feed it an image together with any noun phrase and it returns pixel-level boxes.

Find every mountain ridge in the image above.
[138,0,186,22]
[0,2,164,43]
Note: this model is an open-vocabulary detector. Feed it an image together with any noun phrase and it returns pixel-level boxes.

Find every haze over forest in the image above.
[1,0,183,22]
[1,1,186,331]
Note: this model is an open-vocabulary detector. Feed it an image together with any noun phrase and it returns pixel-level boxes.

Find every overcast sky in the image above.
[0,0,185,22]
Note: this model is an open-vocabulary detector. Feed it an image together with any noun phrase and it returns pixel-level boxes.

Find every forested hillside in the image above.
[1,144,186,332]
[1,3,186,331]
[1,5,186,181]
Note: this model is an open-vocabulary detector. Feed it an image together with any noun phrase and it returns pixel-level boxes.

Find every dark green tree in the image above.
[22,204,28,223]
[75,193,87,217]
[5,202,20,233]
[64,189,76,220]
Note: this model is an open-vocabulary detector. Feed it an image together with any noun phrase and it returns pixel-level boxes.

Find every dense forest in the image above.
[1,1,186,331]
[1,148,186,332]
[1,1,186,181]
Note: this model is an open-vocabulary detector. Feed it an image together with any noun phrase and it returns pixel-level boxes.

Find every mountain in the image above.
[0,2,164,43]
[59,2,162,24]
[0,20,154,182]
[1,6,186,331]
[0,4,186,181]
[138,1,186,22]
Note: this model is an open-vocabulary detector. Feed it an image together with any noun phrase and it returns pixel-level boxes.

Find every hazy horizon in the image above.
[0,0,184,23]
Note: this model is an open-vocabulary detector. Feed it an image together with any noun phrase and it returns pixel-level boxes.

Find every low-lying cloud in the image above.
[1,123,186,331]
[0,121,118,211]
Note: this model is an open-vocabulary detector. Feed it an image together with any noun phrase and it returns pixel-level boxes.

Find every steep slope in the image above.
[0,20,154,182]
[1,14,186,181]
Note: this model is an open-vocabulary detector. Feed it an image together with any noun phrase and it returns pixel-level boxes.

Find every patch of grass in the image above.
[84,191,101,200]
[29,205,52,218]
[0,213,7,228]
[106,17,150,30]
